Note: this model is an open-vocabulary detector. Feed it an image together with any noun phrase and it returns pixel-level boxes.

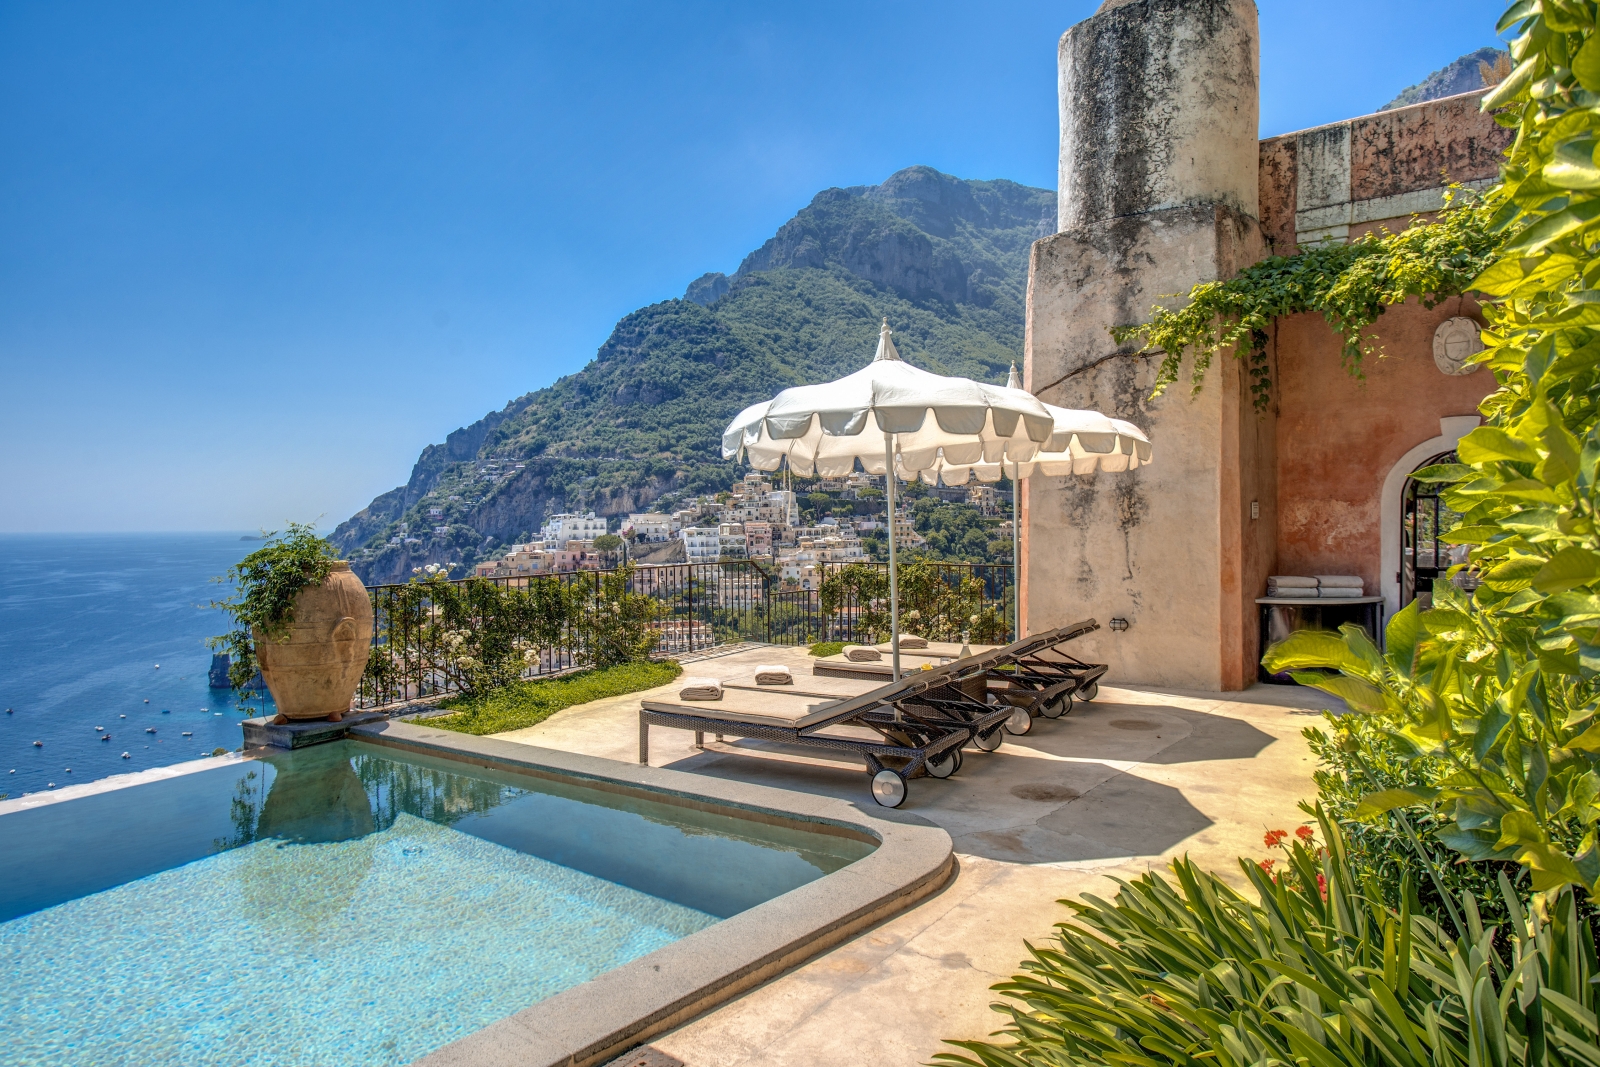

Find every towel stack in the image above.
[679,678,723,701]
[1266,575,1364,598]
[1316,575,1364,597]
[844,646,882,662]
[754,664,794,685]
[895,634,929,649]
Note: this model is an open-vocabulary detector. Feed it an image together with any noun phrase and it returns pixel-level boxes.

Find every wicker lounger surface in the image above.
[642,688,851,729]
[871,640,1003,659]
[721,670,883,702]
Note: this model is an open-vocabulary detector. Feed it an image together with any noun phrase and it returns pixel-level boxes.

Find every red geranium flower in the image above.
[1264,829,1288,848]
[1296,826,1315,842]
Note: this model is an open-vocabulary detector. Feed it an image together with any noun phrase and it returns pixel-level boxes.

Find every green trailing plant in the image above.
[1262,0,1600,900]
[1109,192,1501,410]
[939,811,1600,1067]
[210,522,339,690]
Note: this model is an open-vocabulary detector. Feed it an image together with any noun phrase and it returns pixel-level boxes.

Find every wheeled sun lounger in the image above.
[813,620,1105,728]
[638,662,1018,807]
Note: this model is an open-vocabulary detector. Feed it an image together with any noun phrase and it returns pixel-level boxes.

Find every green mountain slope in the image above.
[334,166,1055,584]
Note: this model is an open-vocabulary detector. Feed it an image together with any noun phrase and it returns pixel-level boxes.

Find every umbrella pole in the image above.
[884,431,901,684]
[1012,461,1021,642]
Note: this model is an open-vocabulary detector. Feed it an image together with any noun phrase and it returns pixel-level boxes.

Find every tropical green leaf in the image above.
[1534,547,1600,593]
[1354,787,1441,819]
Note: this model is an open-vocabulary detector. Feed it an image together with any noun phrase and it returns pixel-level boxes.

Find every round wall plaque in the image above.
[1433,316,1484,376]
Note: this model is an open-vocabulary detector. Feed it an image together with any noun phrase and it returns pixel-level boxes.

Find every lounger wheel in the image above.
[1078,681,1098,702]
[926,748,960,779]
[1040,693,1071,719]
[1002,707,1033,736]
[871,770,908,807]
[973,727,1003,752]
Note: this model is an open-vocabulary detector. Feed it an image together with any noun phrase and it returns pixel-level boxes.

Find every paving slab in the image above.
[491,644,1337,1067]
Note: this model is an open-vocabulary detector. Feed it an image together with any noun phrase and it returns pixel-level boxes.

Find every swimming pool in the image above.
[0,740,876,1067]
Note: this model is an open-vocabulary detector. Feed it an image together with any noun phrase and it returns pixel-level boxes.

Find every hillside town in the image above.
[468,471,1013,588]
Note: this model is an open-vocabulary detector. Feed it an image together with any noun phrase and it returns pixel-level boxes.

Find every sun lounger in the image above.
[974,620,1107,717]
[825,621,1104,722]
[872,639,1003,660]
[638,663,1018,807]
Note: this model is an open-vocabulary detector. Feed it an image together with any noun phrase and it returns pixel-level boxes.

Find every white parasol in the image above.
[723,321,1055,680]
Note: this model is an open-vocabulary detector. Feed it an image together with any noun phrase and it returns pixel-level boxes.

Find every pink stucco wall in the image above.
[1270,296,1494,592]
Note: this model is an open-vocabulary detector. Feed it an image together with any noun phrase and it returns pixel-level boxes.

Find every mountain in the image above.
[1381,47,1508,111]
[333,166,1056,585]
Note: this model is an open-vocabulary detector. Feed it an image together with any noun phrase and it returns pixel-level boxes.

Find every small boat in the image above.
[31,741,41,747]
[145,728,156,734]
[120,752,130,759]
[94,726,103,732]
[101,735,111,741]
[181,731,192,737]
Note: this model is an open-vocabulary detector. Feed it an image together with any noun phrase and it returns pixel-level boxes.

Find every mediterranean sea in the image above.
[0,534,276,799]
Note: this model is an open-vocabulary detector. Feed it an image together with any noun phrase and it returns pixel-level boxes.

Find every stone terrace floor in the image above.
[491,643,1339,1067]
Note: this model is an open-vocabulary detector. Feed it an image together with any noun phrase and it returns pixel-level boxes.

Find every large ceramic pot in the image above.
[254,562,374,722]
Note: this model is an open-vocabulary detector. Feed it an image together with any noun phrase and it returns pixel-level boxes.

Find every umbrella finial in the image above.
[1006,362,1023,391]
[873,318,902,363]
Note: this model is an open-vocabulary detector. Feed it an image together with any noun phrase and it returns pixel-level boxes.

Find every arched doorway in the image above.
[1399,450,1462,609]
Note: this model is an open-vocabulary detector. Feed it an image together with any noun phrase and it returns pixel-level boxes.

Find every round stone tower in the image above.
[1057,0,1259,232]
[1025,0,1269,692]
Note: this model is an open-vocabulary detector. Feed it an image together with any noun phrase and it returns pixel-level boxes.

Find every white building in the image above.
[680,526,722,563]
[717,522,748,560]
[624,513,677,542]
[540,512,607,545]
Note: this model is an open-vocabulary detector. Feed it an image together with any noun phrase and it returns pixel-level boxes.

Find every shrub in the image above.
[1263,0,1600,901]
[419,660,682,735]
[578,563,661,668]
[940,812,1600,1067]
[819,558,1003,644]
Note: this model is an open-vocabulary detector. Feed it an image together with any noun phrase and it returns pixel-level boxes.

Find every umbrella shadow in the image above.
[954,756,1216,864]
[1033,703,1276,765]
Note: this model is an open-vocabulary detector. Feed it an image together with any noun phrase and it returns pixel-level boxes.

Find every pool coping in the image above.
[348,719,955,1067]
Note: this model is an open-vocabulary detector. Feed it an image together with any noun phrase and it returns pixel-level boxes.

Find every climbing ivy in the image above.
[1110,193,1503,409]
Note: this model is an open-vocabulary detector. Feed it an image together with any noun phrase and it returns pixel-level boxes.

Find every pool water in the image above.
[0,742,873,1066]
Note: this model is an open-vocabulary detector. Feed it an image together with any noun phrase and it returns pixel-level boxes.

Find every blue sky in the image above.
[0,0,1507,532]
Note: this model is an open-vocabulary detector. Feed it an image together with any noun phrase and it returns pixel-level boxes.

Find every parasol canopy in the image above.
[722,321,1055,477]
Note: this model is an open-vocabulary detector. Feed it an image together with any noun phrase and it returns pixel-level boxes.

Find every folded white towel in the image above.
[679,678,723,701]
[896,634,929,649]
[754,665,793,685]
[1267,575,1319,588]
[1316,575,1363,591]
[1268,588,1317,598]
[844,645,882,662]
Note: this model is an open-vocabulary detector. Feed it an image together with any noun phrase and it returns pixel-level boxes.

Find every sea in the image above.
[0,534,277,800]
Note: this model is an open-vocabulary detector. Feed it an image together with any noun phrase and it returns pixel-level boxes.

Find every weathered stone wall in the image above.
[1058,0,1260,230]
[1024,0,1264,691]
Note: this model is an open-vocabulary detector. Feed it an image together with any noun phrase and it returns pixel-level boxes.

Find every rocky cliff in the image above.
[334,166,1054,584]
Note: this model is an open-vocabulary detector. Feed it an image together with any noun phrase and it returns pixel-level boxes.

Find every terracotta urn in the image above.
[254,562,374,722]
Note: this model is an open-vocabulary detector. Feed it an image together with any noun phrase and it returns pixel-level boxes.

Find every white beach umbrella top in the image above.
[722,322,1055,477]
[914,367,1152,484]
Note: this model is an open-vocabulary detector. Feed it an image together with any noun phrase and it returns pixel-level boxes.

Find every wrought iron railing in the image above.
[355,558,1012,708]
